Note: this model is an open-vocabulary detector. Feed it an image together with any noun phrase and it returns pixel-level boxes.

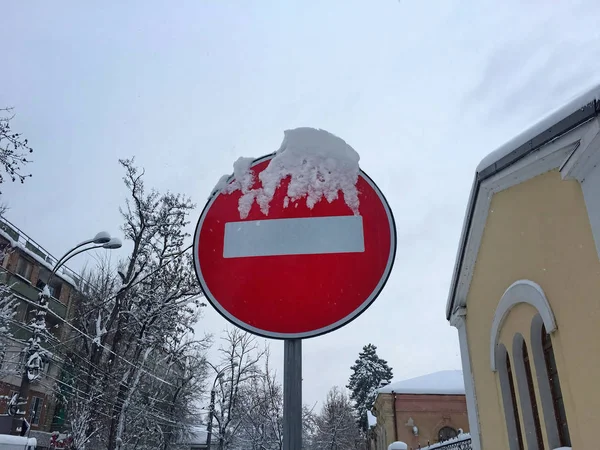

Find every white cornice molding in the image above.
[449,307,466,328]
[560,117,600,182]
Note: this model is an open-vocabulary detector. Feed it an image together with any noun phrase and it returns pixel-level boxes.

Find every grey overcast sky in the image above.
[2,1,600,409]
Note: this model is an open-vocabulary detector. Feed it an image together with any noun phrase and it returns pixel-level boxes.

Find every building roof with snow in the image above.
[447,83,600,319]
[377,370,465,395]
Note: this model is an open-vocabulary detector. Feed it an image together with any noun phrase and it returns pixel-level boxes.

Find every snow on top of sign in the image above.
[210,174,231,199]
[220,128,361,219]
[377,370,465,395]
[224,157,257,218]
[387,442,408,450]
[257,128,360,216]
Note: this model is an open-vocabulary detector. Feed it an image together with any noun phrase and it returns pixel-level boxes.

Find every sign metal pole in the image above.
[283,339,302,450]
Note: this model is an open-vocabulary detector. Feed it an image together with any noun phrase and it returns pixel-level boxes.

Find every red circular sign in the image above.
[194,154,396,339]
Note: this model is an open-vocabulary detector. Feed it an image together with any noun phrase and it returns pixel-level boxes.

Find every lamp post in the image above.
[10,231,122,435]
[206,363,237,449]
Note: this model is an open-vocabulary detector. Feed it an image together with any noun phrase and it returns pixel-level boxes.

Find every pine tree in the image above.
[347,344,393,433]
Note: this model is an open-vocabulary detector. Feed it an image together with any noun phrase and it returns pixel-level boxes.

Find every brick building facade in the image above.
[369,370,469,450]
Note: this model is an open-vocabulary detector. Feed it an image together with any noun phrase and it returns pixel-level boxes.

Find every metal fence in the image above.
[418,437,473,450]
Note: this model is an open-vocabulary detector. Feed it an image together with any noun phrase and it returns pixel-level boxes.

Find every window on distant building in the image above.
[36,267,62,299]
[30,396,43,425]
[542,326,571,447]
[438,426,458,442]
[16,257,33,281]
[0,241,9,265]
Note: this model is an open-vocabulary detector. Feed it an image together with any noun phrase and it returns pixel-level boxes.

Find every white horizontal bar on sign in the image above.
[223,216,365,258]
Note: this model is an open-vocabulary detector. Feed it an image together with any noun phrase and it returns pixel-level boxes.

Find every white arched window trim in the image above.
[490,280,557,372]
[512,333,543,450]
[496,344,523,450]
[531,314,561,449]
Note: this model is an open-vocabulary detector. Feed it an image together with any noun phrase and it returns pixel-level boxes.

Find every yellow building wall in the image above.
[465,170,600,449]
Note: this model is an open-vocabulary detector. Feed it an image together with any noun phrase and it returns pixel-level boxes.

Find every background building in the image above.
[447,85,600,449]
[0,217,82,435]
[370,370,469,450]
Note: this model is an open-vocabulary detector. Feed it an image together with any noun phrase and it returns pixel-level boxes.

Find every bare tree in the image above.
[311,387,362,450]
[0,107,33,190]
[55,159,207,450]
[302,405,318,450]
[209,328,267,450]
[235,348,283,450]
[128,338,209,450]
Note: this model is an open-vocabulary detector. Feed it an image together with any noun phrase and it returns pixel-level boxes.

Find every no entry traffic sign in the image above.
[194,130,396,339]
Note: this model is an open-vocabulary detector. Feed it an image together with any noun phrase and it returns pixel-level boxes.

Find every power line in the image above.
[3,316,189,409]
[35,377,188,431]
[3,311,204,419]
[41,372,188,429]
[1,242,208,432]
[8,290,177,387]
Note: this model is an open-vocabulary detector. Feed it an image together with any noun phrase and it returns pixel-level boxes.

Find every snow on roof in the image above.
[367,409,377,428]
[0,227,79,288]
[220,127,361,219]
[388,442,408,450]
[477,82,600,173]
[448,83,600,320]
[378,370,465,395]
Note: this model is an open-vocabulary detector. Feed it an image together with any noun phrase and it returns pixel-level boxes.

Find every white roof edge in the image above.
[377,370,465,395]
[477,82,600,172]
[445,175,478,318]
[0,228,79,288]
[447,82,600,319]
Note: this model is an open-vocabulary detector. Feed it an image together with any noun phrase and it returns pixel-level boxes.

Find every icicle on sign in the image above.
[194,128,397,339]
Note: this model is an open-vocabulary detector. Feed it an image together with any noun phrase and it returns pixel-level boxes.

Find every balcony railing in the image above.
[418,437,472,450]
[0,269,68,318]
[0,217,83,288]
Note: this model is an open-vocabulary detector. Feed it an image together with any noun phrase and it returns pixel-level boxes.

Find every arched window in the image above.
[542,325,571,447]
[438,426,458,442]
[503,349,524,450]
[522,340,544,449]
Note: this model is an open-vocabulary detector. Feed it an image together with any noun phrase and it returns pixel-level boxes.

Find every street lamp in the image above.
[206,363,238,449]
[10,231,122,435]
[49,233,121,282]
